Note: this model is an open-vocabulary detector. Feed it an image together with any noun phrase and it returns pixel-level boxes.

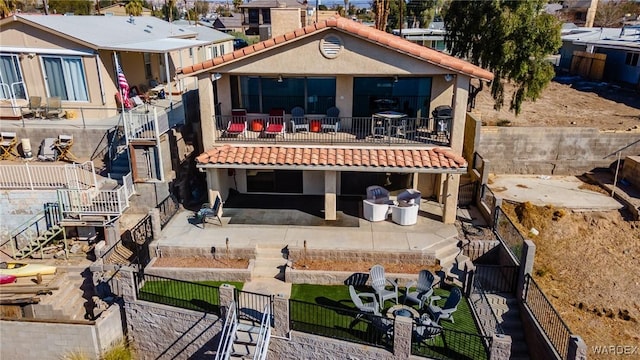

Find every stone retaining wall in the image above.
[151,244,255,260]
[145,257,253,282]
[288,246,437,266]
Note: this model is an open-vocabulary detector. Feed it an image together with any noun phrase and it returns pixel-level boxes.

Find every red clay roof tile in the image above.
[178,17,493,81]
[197,145,467,171]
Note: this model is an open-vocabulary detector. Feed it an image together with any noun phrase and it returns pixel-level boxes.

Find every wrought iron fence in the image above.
[493,207,525,263]
[458,181,477,207]
[289,299,394,350]
[474,264,519,294]
[480,184,496,214]
[468,275,504,337]
[156,194,180,229]
[522,274,571,359]
[234,289,274,324]
[136,273,221,315]
[411,323,492,360]
[214,115,450,146]
[122,215,154,268]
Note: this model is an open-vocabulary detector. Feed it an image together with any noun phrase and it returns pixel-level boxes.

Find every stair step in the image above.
[422,238,454,252]
[231,343,255,357]
[237,323,262,333]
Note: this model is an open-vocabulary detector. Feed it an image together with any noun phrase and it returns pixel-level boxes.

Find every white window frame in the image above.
[0,53,27,100]
[40,55,89,102]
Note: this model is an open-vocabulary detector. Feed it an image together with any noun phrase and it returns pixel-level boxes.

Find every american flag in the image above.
[115,57,131,108]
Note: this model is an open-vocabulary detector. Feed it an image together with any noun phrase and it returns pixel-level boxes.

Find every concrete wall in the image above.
[478,127,640,174]
[622,155,640,187]
[125,301,222,360]
[0,189,58,240]
[269,332,395,360]
[1,128,110,162]
[0,305,124,360]
[303,170,325,194]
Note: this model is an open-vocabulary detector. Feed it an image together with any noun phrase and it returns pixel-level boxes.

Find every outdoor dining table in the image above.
[371,111,408,138]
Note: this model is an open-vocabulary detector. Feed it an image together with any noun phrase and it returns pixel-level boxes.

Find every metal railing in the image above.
[57,187,129,218]
[214,301,238,360]
[214,115,451,146]
[253,303,272,360]
[4,202,64,259]
[0,161,97,190]
[156,194,180,229]
[289,299,394,350]
[522,274,571,359]
[235,289,274,324]
[411,324,492,360]
[122,171,135,199]
[122,215,154,268]
[481,184,496,214]
[468,275,504,337]
[493,207,525,263]
[136,273,221,315]
[474,264,519,294]
[473,152,485,175]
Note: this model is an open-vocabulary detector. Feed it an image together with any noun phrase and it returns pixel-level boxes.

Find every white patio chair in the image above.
[404,270,435,308]
[369,264,398,309]
[349,285,380,319]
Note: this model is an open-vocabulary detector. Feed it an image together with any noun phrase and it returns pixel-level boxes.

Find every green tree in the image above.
[193,0,208,16]
[48,0,93,14]
[162,0,179,21]
[444,0,561,115]
[232,0,242,12]
[0,0,13,18]
[126,0,144,16]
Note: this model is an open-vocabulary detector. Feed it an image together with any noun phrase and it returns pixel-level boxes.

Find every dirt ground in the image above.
[473,78,640,131]
[152,257,249,269]
[501,202,640,357]
[291,260,441,274]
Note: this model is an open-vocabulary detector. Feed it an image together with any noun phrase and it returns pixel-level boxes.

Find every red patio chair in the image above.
[265,108,286,137]
[225,109,247,137]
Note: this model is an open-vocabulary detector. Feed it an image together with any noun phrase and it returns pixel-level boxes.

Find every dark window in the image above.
[248,9,259,23]
[237,76,336,114]
[352,77,432,117]
[625,52,639,67]
[262,9,271,24]
[246,170,302,193]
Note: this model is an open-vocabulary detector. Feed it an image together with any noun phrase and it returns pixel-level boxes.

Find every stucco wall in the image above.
[622,155,640,187]
[477,127,640,174]
[125,301,222,360]
[303,170,325,194]
[0,305,124,360]
[268,332,395,360]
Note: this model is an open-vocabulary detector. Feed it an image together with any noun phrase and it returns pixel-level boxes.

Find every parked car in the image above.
[233,38,249,50]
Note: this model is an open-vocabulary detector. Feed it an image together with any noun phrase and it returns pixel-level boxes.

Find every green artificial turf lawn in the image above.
[138,280,243,313]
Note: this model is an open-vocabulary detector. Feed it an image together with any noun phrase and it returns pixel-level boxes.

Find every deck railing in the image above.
[493,206,525,263]
[0,161,97,190]
[522,274,571,359]
[214,115,451,146]
[57,187,128,217]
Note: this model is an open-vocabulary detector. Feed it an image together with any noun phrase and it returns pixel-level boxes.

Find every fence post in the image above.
[489,334,512,360]
[148,208,161,241]
[491,197,503,227]
[104,221,121,248]
[517,240,536,300]
[272,294,289,337]
[219,284,235,317]
[567,335,587,360]
[464,262,476,298]
[117,267,138,302]
[393,316,412,359]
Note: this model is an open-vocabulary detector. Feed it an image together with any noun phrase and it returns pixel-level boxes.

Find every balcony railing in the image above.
[214,115,452,146]
[57,187,129,218]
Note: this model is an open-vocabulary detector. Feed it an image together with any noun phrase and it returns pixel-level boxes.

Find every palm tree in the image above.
[0,0,14,19]
[343,0,348,16]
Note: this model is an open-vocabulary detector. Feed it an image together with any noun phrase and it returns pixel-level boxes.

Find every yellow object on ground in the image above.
[0,262,57,277]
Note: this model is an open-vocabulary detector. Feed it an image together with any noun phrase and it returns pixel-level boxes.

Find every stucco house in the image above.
[238,0,308,38]
[0,14,232,119]
[177,16,493,225]
[99,2,153,17]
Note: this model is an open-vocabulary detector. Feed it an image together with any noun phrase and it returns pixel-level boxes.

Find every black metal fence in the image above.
[121,215,154,268]
[480,184,496,214]
[157,195,180,229]
[289,299,394,351]
[522,274,571,359]
[136,273,221,315]
[235,289,273,324]
[411,324,492,360]
[474,264,519,294]
[214,115,451,146]
[493,207,525,263]
[468,275,504,337]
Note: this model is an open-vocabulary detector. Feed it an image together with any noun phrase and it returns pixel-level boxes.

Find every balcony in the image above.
[214,115,452,146]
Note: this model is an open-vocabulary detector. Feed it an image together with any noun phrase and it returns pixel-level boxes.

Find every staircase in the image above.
[35,270,92,321]
[105,242,135,265]
[486,293,530,360]
[251,245,287,281]
[108,147,130,183]
[13,225,65,260]
[10,203,66,260]
[215,301,271,360]
[230,322,261,359]
[420,236,464,272]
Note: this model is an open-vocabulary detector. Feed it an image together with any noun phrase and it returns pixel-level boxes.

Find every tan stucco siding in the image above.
[214,30,456,77]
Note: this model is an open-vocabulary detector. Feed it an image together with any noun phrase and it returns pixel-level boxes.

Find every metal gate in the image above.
[458,181,477,207]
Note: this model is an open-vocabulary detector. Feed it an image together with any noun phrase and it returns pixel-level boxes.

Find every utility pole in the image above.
[399,0,402,37]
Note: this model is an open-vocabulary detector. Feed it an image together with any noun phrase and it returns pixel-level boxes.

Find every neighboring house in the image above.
[238,0,308,38]
[392,22,447,52]
[0,14,229,119]
[559,26,640,87]
[178,17,493,224]
[172,20,235,60]
[99,2,153,16]
[213,15,243,33]
[558,0,597,26]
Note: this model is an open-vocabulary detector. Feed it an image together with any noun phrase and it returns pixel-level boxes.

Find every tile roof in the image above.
[178,16,494,81]
[196,145,467,172]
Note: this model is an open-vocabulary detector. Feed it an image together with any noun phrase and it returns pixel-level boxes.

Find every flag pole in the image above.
[113,52,125,115]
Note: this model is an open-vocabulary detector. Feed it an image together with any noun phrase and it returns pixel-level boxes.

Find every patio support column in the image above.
[272,294,290,337]
[489,334,512,360]
[324,170,337,220]
[411,172,419,189]
[392,316,412,359]
[198,75,216,151]
[442,173,460,224]
[450,75,469,154]
[219,283,235,317]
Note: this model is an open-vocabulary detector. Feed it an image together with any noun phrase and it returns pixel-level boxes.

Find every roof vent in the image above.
[128,15,135,24]
[144,29,151,33]
[320,35,343,59]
